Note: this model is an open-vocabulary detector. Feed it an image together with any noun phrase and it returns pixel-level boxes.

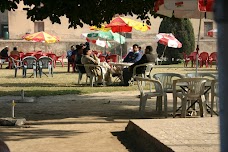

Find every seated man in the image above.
[66,45,76,63]
[123,45,157,86]
[81,48,111,85]
[67,45,76,72]
[0,46,9,68]
[0,46,9,59]
[10,46,20,56]
[123,44,142,63]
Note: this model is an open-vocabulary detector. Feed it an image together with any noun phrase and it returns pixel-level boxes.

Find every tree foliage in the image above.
[1,0,160,28]
[157,17,195,63]
[0,0,20,12]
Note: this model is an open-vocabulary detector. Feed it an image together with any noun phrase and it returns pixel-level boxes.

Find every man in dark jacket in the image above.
[123,45,157,86]
[0,46,9,59]
[123,44,142,63]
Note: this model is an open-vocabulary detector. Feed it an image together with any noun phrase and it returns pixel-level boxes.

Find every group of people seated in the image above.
[122,44,157,86]
[67,43,157,86]
[0,46,20,58]
[0,46,20,68]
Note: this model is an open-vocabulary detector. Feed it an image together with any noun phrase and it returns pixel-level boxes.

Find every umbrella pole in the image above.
[120,34,122,60]
[160,45,167,65]
[45,44,47,52]
[195,13,202,76]
[104,39,107,55]
[34,42,36,51]
[119,26,123,60]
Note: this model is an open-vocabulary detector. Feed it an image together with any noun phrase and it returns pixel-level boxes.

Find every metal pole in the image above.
[104,39,107,55]
[12,100,15,118]
[21,89,24,102]
[195,13,202,76]
[120,34,122,59]
[160,45,167,65]
[214,0,228,151]
[118,26,123,59]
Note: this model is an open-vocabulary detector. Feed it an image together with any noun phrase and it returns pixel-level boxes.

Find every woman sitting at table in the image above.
[122,45,157,86]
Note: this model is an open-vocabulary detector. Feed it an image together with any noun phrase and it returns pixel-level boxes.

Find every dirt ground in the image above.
[0,91,167,152]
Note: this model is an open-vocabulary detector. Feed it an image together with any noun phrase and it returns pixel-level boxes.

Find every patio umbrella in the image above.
[23,31,60,51]
[82,31,125,54]
[81,33,112,52]
[106,16,150,32]
[23,31,60,43]
[90,25,111,32]
[154,0,214,73]
[155,33,182,64]
[154,0,213,19]
[106,16,151,58]
[86,31,125,44]
[207,29,217,37]
[95,39,111,48]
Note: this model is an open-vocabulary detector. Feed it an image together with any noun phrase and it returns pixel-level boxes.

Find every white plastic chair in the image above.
[153,73,184,117]
[22,56,37,78]
[83,64,104,87]
[135,76,167,117]
[173,78,207,118]
[76,64,88,85]
[185,72,217,79]
[186,72,217,115]
[10,56,23,77]
[37,56,54,77]
[133,62,155,78]
[211,79,219,117]
[129,62,155,85]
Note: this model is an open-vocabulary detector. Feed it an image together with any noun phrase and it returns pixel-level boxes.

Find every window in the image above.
[204,21,213,36]
[125,33,132,39]
[34,22,44,32]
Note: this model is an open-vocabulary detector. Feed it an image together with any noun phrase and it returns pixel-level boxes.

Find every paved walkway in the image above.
[0,91,220,152]
[128,117,220,152]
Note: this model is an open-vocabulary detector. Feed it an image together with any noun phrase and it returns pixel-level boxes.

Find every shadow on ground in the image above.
[112,131,141,152]
[0,92,169,122]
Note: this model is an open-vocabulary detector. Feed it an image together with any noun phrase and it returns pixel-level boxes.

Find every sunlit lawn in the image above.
[0,62,217,97]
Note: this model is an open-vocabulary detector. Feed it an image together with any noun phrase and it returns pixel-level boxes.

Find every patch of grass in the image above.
[0,63,217,97]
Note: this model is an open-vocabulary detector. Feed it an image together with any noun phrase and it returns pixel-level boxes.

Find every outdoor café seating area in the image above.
[135,72,218,118]
[183,51,217,68]
[0,47,219,119]
[0,50,64,78]
[64,46,219,118]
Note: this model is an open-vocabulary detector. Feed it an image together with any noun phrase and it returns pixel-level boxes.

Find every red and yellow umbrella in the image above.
[23,31,60,43]
[106,16,151,32]
[90,25,111,32]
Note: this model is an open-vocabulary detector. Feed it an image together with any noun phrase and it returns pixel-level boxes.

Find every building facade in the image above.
[0,2,217,55]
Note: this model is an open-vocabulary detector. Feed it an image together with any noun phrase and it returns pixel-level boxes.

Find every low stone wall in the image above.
[0,39,217,56]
